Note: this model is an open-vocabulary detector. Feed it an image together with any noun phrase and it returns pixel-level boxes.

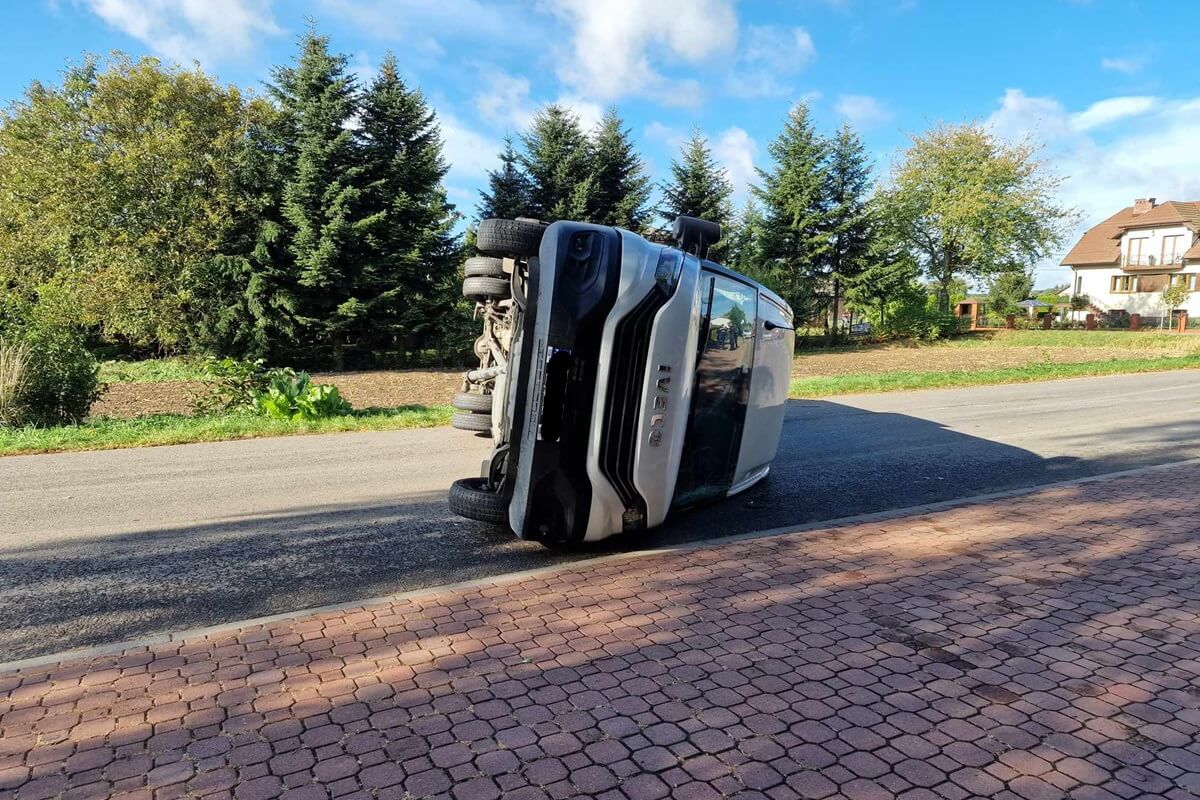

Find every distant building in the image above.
[1061,198,1199,322]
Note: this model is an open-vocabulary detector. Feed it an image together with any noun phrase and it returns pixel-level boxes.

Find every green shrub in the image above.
[0,340,31,425]
[252,370,351,421]
[192,356,271,413]
[0,326,101,427]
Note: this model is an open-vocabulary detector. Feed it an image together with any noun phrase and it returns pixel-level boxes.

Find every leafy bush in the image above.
[192,356,271,413]
[0,326,101,427]
[0,340,31,426]
[252,370,351,421]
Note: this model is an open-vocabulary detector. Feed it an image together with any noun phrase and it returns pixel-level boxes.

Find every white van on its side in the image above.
[447,216,794,547]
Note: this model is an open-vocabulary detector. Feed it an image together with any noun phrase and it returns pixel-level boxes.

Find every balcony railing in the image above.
[1121,254,1183,269]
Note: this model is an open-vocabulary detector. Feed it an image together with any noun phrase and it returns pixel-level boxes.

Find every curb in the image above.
[5,456,1200,675]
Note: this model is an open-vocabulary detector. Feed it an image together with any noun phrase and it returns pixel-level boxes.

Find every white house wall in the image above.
[1071,265,1200,316]
[1118,224,1193,266]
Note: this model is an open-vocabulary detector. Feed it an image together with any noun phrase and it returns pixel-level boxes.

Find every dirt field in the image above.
[92,369,464,419]
[91,331,1199,420]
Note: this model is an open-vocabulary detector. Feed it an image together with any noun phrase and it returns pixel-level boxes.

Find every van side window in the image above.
[672,271,758,509]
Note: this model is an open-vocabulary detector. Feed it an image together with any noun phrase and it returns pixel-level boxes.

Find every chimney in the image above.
[1133,197,1156,215]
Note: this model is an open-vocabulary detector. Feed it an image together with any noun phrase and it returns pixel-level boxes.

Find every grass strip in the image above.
[790,355,1200,398]
[0,405,454,456]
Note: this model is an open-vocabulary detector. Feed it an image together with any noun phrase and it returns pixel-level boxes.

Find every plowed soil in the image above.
[92,369,463,420]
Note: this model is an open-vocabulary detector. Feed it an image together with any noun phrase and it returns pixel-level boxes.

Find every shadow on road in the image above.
[4,399,1200,661]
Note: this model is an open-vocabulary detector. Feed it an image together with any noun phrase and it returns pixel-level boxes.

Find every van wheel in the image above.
[477,218,545,258]
[451,411,492,434]
[452,392,493,413]
[448,477,509,525]
[464,256,504,278]
[463,276,510,301]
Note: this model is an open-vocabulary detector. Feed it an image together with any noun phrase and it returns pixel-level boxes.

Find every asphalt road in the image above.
[4,369,1200,661]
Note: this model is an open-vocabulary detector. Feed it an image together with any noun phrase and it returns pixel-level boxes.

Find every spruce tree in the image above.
[726,198,767,284]
[357,52,459,363]
[658,127,734,233]
[478,135,531,220]
[588,107,652,230]
[520,104,593,222]
[822,123,874,341]
[268,28,364,367]
[754,102,830,327]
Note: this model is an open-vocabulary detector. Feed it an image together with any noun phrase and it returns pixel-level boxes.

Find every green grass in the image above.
[98,357,208,383]
[0,405,454,456]
[789,355,1200,398]
[945,329,1197,350]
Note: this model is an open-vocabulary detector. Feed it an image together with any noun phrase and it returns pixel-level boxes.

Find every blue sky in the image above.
[4,0,1200,285]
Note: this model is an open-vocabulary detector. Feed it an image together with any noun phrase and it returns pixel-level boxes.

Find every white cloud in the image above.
[985,88,1200,282]
[440,112,503,184]
[742,25,816,73]
[1071,96,1158,131]
[727,24,816,98]
[713,127,758,204]
[81,0,280,64]
[474,71,605,133]
[476,72,535,130]
[544,0,737,105]
[1101,56,1144,74]
[834,94,892,128]
[644,121,687,151]
[556,95,605,132]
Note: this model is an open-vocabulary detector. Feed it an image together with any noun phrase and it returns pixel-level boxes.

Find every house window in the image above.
[1169,273,1194,289]
[1137,273,1167,293]
[1110,275,1135,293]
[1126,237,1148,266]
[1162,235,1183,264]
[1074,275,1082,294]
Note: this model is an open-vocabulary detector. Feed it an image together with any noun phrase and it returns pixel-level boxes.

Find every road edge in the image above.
[6,455,1200,675]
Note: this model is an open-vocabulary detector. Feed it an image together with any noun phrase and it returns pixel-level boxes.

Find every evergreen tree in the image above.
[478,135,531,220]
[588,107,652,230]
[658,127,734,233]
[268,28,364,367]
[726,198,766,283]
[356,52,460,364]
[521,104,593,222]
[753,102,830,327]
[822,123,874,342]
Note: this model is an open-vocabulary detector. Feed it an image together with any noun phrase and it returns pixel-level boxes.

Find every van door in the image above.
[730,294,793,492]
[671,271,757,509]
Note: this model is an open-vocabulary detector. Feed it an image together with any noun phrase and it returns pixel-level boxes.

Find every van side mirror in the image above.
[671,215,722,260]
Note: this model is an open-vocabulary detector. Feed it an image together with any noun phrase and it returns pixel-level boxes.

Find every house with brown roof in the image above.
[1062,198,1199,323]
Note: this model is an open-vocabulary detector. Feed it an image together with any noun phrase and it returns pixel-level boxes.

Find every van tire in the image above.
[463,276,510,301]
[451,411,492,433]
[464,256,504,278]
[452,392,493,413]
[477,218,545,258]
[448,477,509,526]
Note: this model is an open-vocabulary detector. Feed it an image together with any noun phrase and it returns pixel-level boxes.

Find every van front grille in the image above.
[599,289,667,528]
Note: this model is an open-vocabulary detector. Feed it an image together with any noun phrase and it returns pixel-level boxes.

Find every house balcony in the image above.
[1121,254,1184,271]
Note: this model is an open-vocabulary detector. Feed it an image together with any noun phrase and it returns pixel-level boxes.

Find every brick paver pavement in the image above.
[3,464,1200,800]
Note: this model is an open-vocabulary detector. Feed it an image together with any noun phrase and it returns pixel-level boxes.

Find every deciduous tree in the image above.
[883,123,1075,312]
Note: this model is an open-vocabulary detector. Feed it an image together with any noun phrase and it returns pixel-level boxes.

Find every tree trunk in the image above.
[937,250,953,313]
[830,278,842,345]
[333,334,345,372]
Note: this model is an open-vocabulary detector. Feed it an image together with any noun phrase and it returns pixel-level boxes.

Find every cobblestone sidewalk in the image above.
[3,464,1200,800]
